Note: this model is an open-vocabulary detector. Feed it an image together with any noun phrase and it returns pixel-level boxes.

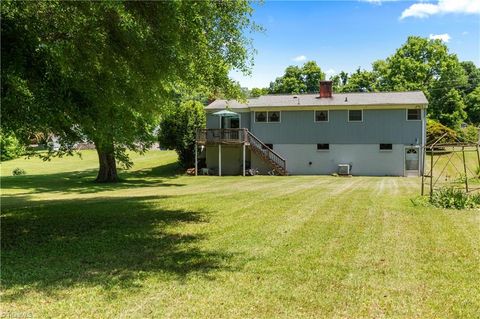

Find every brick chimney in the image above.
[319,81,333,98]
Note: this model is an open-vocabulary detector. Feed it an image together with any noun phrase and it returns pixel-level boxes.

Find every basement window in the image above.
[314,110,329,122]
[379,144,393,151]
[407,109,421,121]
[348,110,363,122]
[317,143,330,151]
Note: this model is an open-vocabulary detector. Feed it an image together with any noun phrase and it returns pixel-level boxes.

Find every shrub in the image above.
[1,131,25,161]
[158,100,206,168]
[12,167,26,176]
[426,119,457,145]
[430,187,480,209]
[459,124,479,144]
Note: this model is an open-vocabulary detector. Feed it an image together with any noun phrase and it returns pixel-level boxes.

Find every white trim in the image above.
[348,109,363,122]
[226,104,428,112]
[314,110,329,123]
[406,108,422,121]
[254,111,281,123]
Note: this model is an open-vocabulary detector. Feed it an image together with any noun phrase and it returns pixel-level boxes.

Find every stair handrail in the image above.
[246,131,286,172]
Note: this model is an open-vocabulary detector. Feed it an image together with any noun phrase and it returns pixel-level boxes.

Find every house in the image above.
[195,81,428,177]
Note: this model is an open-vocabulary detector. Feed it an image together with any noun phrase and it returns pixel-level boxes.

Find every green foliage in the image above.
[269,61,325,94]
[374,36,467,93]
[426,119,457,145]
[158,100,206,167]
[465,87,480,124]
[430,187,480,210]
[250,87,269,97]
[0,131,24,161]
[1,1,256,180]
[460,61,480,95]
[12,167,26,176]
[459,124,479,144]
[339,68,378,92]
[433,88,467,130]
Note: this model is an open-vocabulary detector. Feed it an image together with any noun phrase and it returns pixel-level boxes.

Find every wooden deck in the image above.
[196,128,248,145]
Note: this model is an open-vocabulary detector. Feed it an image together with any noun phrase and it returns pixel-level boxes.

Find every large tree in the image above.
[1,1,256,182]
[268,61,324,94]
[158,100,206,168]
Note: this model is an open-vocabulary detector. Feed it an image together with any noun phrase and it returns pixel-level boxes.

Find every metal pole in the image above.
[430,146,434,198]
[194,142,198,176]
[218,144,222,176]
[242,142,246,176]
[421,146,425,196]
[462,146,469,192]
[476,145,480,175]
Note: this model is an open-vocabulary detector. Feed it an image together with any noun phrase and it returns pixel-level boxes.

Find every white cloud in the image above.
[401,0,480,19]
[429,33,451,42]
[462,31,469,35]
[292,55,307,62]
[325,68,336,76]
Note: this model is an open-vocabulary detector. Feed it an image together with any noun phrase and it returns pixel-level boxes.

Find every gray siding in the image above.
[206,114,220,129]
[250,109,422,145]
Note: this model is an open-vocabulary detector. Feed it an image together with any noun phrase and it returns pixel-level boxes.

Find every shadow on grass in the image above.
[1,162,184,197]
[1,195,233,300]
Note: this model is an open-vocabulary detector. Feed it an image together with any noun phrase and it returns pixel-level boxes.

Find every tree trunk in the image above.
[95,146,118,183]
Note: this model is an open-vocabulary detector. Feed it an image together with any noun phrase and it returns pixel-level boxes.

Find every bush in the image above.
[1,131,25,161]
[459,124,479,144]
[430,187,480,209]
[12,167,26,176]
[158,100,206,168]
[426,119,457,145]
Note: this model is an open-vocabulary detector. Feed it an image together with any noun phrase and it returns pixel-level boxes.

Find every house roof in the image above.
[205,91,428,110]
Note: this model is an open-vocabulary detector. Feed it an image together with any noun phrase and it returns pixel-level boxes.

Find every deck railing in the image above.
[196,128,247,144]
[246,131,287,174]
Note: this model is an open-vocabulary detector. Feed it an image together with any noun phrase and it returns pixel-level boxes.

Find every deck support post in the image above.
[194,142,198,176]
[218,144,222,176]
[242,142,246,176]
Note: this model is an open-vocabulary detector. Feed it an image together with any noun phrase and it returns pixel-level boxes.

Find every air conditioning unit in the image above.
[338,164,350,176]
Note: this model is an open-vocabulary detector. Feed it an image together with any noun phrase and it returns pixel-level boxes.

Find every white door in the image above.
[405,147,419,176]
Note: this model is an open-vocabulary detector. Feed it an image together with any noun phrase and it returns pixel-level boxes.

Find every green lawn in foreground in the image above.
[1,151,479,318]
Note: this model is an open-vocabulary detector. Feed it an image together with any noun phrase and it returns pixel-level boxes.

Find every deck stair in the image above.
[246,131,288,176]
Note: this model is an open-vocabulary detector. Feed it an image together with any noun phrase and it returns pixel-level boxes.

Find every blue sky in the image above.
[231,0,480,88]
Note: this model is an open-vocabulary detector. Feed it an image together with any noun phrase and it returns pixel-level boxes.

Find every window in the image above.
[317,143,329,151]
[407,109,421,121]
[379,144,393,151]
[315,110,329,122]
[262,143,273,150]
[268,111,281,123]
[255,111,281,123]
[255,111,267,122]
[348,110,363,122]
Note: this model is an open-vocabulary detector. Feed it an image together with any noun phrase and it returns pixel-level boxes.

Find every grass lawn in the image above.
[1,151,479,318]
